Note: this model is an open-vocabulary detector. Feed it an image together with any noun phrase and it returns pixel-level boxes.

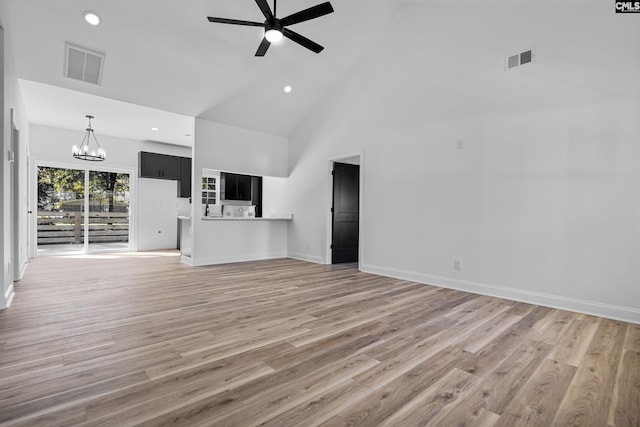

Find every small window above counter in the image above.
[201,171,222,218]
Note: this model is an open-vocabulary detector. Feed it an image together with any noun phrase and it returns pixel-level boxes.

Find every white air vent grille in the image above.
[65,43,105,85]
[506,48,534,70]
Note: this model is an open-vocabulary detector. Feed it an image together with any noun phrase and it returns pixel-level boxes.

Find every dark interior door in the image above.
[332,162,360,264]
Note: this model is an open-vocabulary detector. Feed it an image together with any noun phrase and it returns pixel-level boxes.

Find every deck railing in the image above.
[37,211,129,245]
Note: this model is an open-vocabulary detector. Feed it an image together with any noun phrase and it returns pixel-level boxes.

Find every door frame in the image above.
[325,151,365,269]
[10,109,20,280]
[31,160,136,255]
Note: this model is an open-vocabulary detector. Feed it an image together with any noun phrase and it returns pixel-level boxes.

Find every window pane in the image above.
[88,171,130,249]
[37,166,85,255]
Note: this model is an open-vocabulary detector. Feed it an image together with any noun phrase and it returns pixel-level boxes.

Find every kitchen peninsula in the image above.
[188,117,291,267]
[179,168,292,266]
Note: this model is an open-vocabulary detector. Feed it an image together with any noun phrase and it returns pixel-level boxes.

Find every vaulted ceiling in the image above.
[2,0,638,146]
[2,0,399,145]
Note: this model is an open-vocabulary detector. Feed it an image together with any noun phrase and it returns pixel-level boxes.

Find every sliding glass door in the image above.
[37,166,86,255]
[36,165,131,255]
[88,171,130,251]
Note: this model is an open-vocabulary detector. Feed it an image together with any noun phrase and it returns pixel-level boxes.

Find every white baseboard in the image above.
[180,255,194,266]
[2,283,15,309]
[287,251,325,265]
[361,263,640,325]
[192,252,288,267]
[18,261,28,281]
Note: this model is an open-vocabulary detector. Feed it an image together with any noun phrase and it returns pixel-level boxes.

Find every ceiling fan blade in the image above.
[255,38,271,57]
[280,2,334,26]
[254,0,274,20]
[207,17,264,27]
[283,28,324,54]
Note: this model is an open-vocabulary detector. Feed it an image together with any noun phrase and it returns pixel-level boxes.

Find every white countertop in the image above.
[201,215,293,221]
[179,214,293,221]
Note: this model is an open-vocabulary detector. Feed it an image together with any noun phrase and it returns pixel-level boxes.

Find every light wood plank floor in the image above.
[1,252,638,426]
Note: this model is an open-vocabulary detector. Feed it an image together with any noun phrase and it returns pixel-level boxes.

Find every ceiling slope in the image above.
[4,0,401,140]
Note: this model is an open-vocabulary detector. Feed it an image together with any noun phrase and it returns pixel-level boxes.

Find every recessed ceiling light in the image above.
[151,127,159,131]
[284,86,292,93]
[83,11,101,26]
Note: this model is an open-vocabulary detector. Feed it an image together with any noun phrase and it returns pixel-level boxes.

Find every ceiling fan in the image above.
[207,0,334,56]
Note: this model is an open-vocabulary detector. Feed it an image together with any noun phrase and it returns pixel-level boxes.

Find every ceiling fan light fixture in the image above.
[206,1,334,56]
[265,29,284,43]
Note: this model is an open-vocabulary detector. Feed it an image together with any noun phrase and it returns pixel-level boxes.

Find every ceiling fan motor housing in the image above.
[266,19,283,33]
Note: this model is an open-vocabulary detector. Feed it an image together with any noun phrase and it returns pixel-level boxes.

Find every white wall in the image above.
[29,124,191,253]
[1,20,30,309]
[194,119,288,178]
[1,24,10,308]
[137,178,180,250]
[190,118,289,265]
[262,176,289,218]
[284,4,640,323]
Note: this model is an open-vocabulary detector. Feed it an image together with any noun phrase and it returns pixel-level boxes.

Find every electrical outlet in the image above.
[454,259,461,270]
[456,139,464,150]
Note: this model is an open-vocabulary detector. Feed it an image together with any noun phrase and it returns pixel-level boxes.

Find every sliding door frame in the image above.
[31,160,136,256]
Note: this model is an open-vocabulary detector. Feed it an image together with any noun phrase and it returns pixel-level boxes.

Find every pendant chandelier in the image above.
[72,115,105,161]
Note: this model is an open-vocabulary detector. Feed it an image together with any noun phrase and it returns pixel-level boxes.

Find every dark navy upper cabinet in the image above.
[139,152,180,180]
[223,173,252,201]
[178,157,192,198]
[139,151,192,198]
